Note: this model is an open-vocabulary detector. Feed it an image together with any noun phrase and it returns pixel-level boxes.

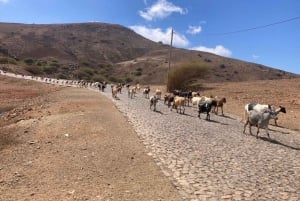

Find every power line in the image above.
[207,16,300,36]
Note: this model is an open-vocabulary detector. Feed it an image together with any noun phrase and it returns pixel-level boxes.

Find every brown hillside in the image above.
[0,22,299,84]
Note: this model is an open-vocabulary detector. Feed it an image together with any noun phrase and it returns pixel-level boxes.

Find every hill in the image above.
[0,22,299,84]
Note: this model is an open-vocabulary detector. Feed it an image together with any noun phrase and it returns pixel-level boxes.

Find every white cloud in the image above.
[191,45,232,57]
[0,0,10,3]
[130,25,189,47]
[139,0,187,21]
[252,54,260,59]
[186,25,202,35]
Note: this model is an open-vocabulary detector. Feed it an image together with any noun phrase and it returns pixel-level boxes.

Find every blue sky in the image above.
[0,0,299,74]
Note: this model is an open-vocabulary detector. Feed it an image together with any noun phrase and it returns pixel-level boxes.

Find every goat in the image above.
[243,110,278,138]
[163,93,172,105]
[244,103,286,126]
[136,83,140,92]
[143,87,151,99]
[214,97,226,115]
[192,96,214,107]
[198,100,217,120]
[112,86,121,99]
[155,89,162,99]
[150,95,159,111]
[128,87,136,99]
[192,91,200,97]
[171,96,185,114]
[172,90,192,106]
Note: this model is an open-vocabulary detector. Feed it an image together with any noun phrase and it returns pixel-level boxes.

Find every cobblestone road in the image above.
[102,87,300,201]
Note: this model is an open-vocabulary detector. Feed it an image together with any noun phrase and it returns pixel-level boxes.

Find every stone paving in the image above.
[102,87,300,201]
[1,71,299,201]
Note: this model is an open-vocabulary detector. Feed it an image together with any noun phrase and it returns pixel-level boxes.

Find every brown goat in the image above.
[214,97,226,115]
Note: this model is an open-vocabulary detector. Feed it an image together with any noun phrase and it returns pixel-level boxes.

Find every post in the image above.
[167,28,174,92]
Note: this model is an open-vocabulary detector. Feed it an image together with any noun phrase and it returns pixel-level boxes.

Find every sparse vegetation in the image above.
[0,57,17,64]
[24,58,35,65]
[167,62,209,91]
[220,64,226,68]
[43,65,58,74]
[134,67,143,76]
[56,73,67,79]
[204,58,212,63]
[80,67,94,76]
[25,65,42,75]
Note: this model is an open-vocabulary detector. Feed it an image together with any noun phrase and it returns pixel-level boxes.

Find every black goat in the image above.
[198,100,217,120]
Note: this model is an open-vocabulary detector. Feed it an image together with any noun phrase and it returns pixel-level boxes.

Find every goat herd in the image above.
[110,83,287,139]
[0,69,288,140]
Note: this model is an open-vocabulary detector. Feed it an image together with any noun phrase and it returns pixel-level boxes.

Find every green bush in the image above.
[49,62,60,68]
[134,71,142,76]
[43,65,58,74]
[56,73,68,79]
[75,70,91,80]
[80,67,94,76]
[125,77,133,83]
[24,58,35,65]
[92,74,105,82]
[167,62,209,91]
[0,57,8,64]
[25,66,42,75]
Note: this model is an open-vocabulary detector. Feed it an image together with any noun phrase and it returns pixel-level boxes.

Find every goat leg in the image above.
[256,126,260,139]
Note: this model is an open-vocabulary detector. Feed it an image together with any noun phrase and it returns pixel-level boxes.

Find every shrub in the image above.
[75,70,91,80]
[134,71,142,76]
[49,62,60,68]
[220,64,226,68]
[25,66,42,75]
[43,65,58,74]
[56,73,68,79]
[0,57,17,64]
[167,62,209,91]
[0,57,8,64]
[80,67,94,76]
[92,74,105,82]
[24,58,35,65]
[125,77,133,83]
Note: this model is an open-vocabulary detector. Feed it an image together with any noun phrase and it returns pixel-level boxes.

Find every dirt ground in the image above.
[0,75,182,201]
[0,75,299,201]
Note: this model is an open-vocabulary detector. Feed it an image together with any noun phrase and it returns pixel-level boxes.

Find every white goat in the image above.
[191,96,213,107]
[244,103,286,126]
[243,110,278,138]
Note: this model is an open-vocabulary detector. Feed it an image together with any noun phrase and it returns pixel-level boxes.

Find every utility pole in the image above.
[167,28,174,92]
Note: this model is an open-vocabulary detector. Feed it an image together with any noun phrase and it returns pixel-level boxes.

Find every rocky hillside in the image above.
[0,22,299,84]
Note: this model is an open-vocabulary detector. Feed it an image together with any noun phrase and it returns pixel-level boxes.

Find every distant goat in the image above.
[128,87,136,99]
[150,95,159,111]
[143,87,151,98]
[155,89,162,99]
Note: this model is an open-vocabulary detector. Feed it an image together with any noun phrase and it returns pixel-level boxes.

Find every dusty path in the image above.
[0,80,182,201]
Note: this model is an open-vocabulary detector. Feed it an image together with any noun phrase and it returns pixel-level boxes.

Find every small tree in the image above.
[167,62,209,92]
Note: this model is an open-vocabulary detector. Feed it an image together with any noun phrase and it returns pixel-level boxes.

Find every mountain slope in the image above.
[0,22,299,83]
